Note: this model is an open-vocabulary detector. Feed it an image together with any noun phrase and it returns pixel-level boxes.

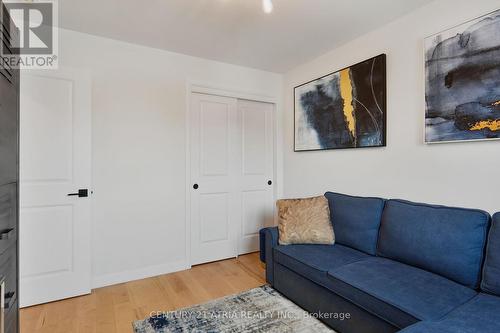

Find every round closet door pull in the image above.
[193,184,199,190]
[268,180,272,186]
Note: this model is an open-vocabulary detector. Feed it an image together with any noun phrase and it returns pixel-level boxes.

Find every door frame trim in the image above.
[185,80,280,268]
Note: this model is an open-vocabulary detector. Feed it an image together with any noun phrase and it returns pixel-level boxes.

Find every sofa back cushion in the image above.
[481,213,500,296]
[378,199,490,289]
[324,192,385,255]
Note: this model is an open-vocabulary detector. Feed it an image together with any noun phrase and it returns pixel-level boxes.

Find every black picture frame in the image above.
[294,54,387,152]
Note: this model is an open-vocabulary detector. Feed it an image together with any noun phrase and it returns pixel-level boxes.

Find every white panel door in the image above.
[19,69,91,307]
[238,99,275,254]
[190,93,275,265]
[190,93,239,265]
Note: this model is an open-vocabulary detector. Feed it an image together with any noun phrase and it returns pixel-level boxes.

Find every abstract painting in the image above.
[425,9,500,143]
[294,54,386,151]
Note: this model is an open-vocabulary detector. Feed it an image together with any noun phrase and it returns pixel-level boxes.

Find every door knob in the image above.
[67,189,89,198]
[268,180,272,185]
[193,184,199,190]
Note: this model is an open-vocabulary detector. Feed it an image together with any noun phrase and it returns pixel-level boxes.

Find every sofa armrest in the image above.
[259,227,279,285]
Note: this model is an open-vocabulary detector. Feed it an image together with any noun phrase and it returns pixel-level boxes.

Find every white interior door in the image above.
[190,93,275,265]
[238,99,275,254]
[190,93,239,265]
[19,69,92,307]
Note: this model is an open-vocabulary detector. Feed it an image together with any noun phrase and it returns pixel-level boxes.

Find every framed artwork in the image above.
[425,9,500,143]
[294,54,386,152]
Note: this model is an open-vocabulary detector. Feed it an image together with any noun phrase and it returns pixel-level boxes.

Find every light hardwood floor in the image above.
[20,253,265,333]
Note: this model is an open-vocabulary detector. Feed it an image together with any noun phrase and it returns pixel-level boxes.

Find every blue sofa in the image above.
[260,192,500,333]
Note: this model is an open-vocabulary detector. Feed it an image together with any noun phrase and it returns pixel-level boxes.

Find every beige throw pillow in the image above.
[277,196,335,245]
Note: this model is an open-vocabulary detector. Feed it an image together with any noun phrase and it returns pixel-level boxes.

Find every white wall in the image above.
[53,29,282,287]
[283,0,500,214]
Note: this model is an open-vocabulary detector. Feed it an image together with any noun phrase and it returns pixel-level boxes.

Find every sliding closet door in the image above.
[238,100,275,254]
[190,93,275,265]
[190,93,240,265]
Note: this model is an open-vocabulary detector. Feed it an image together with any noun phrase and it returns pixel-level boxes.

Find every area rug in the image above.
[133,285,335,332]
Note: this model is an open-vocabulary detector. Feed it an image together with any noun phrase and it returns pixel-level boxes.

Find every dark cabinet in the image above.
[0,1,19,332]
[0,76,18,185]
[0,184,17,256]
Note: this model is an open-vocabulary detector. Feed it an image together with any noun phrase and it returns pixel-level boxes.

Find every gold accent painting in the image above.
[425,9,500,143]
[294,54,387,151]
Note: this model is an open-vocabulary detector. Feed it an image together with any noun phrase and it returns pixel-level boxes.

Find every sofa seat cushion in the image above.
[398,293,500,333]
[273,244,368,287]
[327,257,477,328]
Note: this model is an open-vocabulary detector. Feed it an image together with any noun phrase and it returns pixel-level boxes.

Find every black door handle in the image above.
[268,180,272,185]
[193,184,199,190]
[68,189,89,198]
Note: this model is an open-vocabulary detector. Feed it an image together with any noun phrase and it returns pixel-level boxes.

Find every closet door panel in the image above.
[190,93,239,265]
[238,100,275,254]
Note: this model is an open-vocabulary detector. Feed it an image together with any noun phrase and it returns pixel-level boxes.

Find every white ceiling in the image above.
[59,0,434,73]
